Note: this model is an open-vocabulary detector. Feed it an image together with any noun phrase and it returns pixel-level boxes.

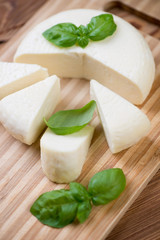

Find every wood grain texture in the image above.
[0,0,47,41]
[107,169,160,240]
[0,0,159,42]
[0,0,160,239]
[105,0,160,22]
[105,3,160,40]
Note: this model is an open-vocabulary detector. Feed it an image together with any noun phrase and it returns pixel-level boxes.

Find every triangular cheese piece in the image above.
[0,75,60,145]
[41,126,94,183]
[90,80,150,153]
[0,62,48,99]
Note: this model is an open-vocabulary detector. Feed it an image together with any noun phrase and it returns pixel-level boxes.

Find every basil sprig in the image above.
[42,14,117,48]
[30,168,126,228]
[44,100,96,135]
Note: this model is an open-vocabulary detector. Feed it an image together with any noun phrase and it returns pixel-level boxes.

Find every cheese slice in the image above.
[90,80,150,153]
[14,9,155,105]
[40,126,94,183]
[0,75,60,145]
[0,62,48,99]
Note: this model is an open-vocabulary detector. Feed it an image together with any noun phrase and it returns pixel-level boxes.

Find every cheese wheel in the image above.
[0,62,48,99]
[0,76,60,145]
[14,9,155,105]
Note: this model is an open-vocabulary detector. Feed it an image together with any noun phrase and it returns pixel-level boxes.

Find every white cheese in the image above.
[14,9,155,105]
[40,126,94,183]
[0,62,48,99]
[90,80,150,153]
[0,75,60,145]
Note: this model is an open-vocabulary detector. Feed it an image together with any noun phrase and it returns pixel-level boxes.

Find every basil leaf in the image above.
[76,200,92,223]
[44,100,96,135]
[77,25,89,36]
[70,182,92,223]
[76,25,89,48]
[42,23,78,47]
[77,36,89,48]
[88,168,126,206]
[70,182,91,202]
[30,189,78,228]
[87,14,117,41]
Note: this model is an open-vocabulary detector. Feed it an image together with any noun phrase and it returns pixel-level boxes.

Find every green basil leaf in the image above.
[42,23,78,47]
[77,24,89,36]
[44,100,96,135]
[88,168,126,206]
[87,14,117,41]
[42,14,117,48]
[70,182,92,223]
[76,200,92,223]
[70,182,91,202]
[77,36,89,48]
[30,189,78,228]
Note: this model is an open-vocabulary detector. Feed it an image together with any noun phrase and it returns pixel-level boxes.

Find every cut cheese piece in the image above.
[0,75,60,145]
[40,126,94,183]
[14,9,155,105]
[90,80,150,153]
[0,62,48,99]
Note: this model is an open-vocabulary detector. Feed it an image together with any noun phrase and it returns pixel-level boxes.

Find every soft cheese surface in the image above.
[14,9,155,104]
[90,80,150,153]
[0,75,60,145]
[0,62,48,99]
[41,126,94,183]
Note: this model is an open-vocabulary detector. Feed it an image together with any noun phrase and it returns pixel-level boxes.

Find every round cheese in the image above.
[14,9,155,105]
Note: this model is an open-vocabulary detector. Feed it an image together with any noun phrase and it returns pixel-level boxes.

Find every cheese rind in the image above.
[90,80,150,153]
[0,75,60,145]
[0,62,48,99]
[40,126,94,183]
[14,9,155,104]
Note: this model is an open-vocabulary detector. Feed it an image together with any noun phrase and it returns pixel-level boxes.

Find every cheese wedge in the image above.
[14,9,155,105]
[40,126,94,183]
[90,80,150,153]
[0,75,60,145]
[0,62,48,99]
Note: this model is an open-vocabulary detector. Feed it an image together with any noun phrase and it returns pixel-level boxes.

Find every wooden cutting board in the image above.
[0,0,160,239]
